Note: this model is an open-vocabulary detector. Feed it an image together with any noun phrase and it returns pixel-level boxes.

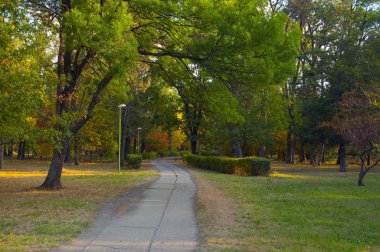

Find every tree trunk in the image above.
[133,136,137,154]
[258,146,265,157]
[291,125,296,164]
[74,132,79,165]
[358,166,365,186]
[39,137,70,189]
[338,142,347,172]
[124,135,131,159]
[22,142,26,159]
[120,107,129,166]
[190,140,197,154]
[17,142,22,160]
[189,126,199,155]
[141,138,146,153]
[338,141,346,172]
[317,144,324,166]
[231,128,242,158]
[299,143,307,163]
[17,141,26,160]
[0,143,3,169]
[3,145,7,157]
[367,154,371,166]
[168,131,172,151]
[310,143,316,166]
[64,138,72,164]
[286,127,292,163]
[8,142,13,157]
[39,148,64,189]
[120,132,127,166]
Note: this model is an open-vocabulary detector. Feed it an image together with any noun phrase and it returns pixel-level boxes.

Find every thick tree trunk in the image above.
[74,132,79,165]
[39,137,70,189]
[190,140,197,154]
[286,127,292,163]
[189,126,199,155]
[39,148,64,189]
[338,142,346,172]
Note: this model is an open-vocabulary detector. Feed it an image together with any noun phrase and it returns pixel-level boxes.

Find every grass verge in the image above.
[0,159,158,252]
[187,161,380,251]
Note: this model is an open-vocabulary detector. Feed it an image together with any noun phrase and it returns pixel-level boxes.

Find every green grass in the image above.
[195,166,380,251]
[0,160,158,252]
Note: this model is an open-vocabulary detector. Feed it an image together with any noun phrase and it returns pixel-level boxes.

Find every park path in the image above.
[54,158,198,252]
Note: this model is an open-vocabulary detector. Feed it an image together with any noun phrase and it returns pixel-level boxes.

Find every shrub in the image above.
[183,155,271,176]
[126,154,142,169]
[142,151,158,160]
[180,151,192,160]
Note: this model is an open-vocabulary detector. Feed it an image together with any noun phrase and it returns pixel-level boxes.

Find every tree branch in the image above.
[70,73,113,133]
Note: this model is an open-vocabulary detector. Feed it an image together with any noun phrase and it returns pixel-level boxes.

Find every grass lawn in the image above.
[190,161,380,252]
[0,159,158,252]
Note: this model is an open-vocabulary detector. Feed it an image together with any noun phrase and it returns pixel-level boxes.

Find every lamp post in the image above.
[137,127,142,154]
[118,104,127,173]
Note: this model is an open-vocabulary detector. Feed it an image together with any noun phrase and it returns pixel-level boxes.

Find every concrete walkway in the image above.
[54,158,198,252]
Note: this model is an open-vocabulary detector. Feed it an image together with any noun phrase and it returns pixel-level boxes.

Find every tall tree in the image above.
[0,2,52,169]
[29,0,138,188]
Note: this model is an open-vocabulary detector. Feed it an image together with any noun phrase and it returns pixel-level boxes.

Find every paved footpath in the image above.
[54,158,198,252]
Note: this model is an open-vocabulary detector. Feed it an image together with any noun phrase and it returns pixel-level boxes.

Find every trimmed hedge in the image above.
[183,154,271,176]
[126,154,142,169]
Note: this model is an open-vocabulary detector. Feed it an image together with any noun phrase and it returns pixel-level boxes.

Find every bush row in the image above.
[126,154,142,169]
[183,154,271,176]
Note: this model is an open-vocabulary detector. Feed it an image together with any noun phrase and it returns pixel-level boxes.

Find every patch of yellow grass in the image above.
[0,160,159,252]
[270,172,310,179]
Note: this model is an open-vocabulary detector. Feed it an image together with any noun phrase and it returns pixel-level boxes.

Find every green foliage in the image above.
[126,154,142,169]
[184,154,271,176]
[157,150,178,157]
[180,151,192,160]
[141,151,158,160]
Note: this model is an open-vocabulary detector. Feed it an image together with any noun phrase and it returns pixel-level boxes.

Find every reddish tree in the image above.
[332,90,380,186]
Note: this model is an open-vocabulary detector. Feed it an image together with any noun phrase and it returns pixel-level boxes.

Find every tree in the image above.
[332,90,380,186]
[28,0,138,188]
[0,2,52,169]
[23,0,299,188]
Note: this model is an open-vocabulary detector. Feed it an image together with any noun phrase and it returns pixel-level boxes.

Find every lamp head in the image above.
[118,104,127,109]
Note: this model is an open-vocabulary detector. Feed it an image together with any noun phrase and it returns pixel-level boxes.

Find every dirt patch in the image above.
[175,161,245,251]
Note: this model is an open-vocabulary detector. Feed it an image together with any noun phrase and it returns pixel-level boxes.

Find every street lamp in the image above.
[118,104,127,173]
[137,127,142,154]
